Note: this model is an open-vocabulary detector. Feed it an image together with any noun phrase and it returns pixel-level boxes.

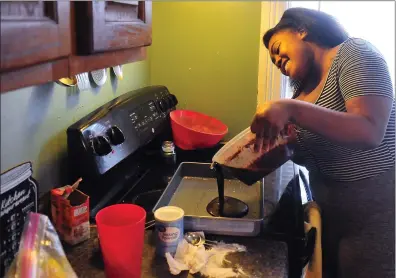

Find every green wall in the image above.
[149,1,261,139]
[1,61,150,197]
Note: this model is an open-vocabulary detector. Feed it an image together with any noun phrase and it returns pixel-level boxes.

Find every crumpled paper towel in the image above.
[165,232,248,278]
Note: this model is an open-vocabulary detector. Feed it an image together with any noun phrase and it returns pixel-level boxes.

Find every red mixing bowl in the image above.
[170,110,228,150]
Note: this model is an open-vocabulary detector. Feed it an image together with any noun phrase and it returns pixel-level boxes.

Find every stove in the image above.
[66,85,223,223]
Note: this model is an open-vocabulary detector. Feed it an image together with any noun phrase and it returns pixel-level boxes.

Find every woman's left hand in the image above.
[250,99,293,151]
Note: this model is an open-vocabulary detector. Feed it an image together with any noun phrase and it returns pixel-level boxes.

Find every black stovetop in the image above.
[86,142,225,223]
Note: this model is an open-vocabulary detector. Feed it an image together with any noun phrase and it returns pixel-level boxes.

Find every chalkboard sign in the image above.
[0,162,38,277]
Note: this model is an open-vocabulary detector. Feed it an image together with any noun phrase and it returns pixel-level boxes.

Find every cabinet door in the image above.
[0,1,71,71]
[75,1,152,54]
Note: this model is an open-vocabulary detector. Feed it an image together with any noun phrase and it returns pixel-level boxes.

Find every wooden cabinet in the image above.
[0,1,152,93]
[0,1,71,71]
[75,1,152,54]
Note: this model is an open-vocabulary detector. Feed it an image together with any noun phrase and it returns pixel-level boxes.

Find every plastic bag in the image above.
[5,212,77,278]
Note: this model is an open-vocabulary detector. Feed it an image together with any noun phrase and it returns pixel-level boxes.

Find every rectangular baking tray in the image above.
[152,162,264,236]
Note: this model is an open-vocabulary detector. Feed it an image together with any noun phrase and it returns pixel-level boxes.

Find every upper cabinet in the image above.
[0,1,152,93]
[75,1,152,54]
[0,1,71,71]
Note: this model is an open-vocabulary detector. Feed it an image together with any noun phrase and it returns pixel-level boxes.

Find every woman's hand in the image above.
[250,99,293,152]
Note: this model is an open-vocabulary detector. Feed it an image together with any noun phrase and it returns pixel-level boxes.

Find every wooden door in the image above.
[75,1,152,54]
[0,1,71,72]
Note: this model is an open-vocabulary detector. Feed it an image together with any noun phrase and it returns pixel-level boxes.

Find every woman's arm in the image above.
[289,39,395,150]
[286,95,393,149]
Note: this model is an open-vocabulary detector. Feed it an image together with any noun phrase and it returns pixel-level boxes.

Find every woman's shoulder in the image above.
[335,37,394,101]
[337,37,385,63]
[341,37,376,48]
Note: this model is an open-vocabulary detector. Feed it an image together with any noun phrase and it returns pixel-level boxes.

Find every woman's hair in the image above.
[263,7,349,49]
[263,7,350,96]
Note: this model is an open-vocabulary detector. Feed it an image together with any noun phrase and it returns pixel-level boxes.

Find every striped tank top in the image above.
[292,38,395,182]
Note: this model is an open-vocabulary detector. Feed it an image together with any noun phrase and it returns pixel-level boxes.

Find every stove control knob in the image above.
[164,96,172,109]
[106,126,125,145]
[158,99,167,112]
[169,94,178,107]
[92,136,112,156]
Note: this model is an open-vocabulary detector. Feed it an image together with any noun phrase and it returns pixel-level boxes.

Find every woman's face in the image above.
[268,29,313,81]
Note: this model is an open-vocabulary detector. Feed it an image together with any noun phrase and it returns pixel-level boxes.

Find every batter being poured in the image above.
[206,163,249,218]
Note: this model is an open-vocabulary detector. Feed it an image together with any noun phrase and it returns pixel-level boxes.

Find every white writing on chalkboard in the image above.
[1,189,31,217]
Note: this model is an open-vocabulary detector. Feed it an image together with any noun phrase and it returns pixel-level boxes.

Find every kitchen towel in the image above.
[165,232,248,277]
[303,201,322,278]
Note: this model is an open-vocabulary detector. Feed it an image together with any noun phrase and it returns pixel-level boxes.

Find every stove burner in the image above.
[130,189,164,225]
[130,189,164,211]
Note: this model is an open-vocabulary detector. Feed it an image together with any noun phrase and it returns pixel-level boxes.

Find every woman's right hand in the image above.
[250,99,294,152]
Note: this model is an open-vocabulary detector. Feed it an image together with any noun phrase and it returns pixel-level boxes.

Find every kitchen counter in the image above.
[64,227,288,278]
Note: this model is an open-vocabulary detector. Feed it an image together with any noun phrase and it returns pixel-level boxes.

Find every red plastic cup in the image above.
[96,204,146,278]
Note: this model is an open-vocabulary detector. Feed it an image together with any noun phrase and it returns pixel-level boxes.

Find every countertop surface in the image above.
[64,227,288,278]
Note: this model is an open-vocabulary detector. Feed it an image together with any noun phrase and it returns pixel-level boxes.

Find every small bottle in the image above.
[161,141,176,165]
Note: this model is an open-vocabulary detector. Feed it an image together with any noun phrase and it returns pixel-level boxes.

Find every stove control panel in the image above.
[67,85,178,180]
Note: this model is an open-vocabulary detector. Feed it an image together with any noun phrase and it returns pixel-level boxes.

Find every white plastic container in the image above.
[154,206,184,257]
[212,127,294,185]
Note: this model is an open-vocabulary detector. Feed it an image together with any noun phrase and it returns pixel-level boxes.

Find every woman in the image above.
[252,7,395,278]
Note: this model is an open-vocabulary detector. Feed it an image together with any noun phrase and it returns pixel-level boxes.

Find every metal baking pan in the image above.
[152,162,264,236]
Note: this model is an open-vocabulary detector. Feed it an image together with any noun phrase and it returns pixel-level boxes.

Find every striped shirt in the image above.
[292,38,395,182]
